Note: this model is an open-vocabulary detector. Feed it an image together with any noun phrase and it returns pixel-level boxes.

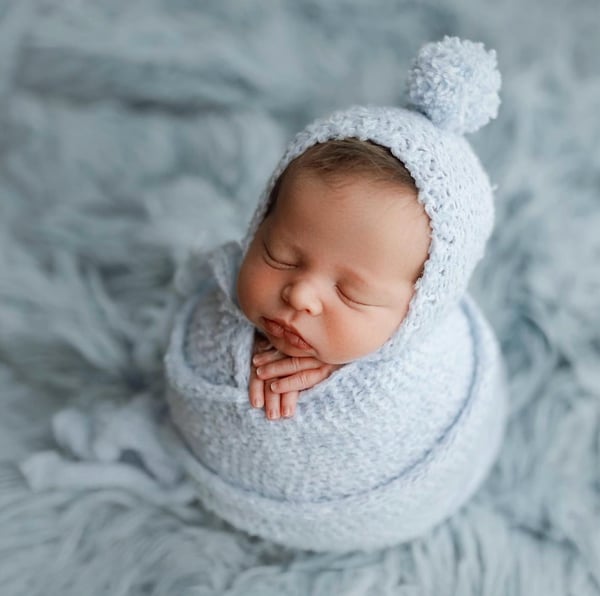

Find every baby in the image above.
[165,36,508,551]
[237,139,431,419]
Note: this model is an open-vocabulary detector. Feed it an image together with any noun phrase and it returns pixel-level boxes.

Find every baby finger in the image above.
[264,382,281,420]
[249,365,265,409]
[269,368,324,394]
[281,391,299,418]
[255,356,321,381]
[252,348,284,367]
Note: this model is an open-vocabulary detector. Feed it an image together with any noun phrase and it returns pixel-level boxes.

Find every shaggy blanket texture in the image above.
[1,0,599,594]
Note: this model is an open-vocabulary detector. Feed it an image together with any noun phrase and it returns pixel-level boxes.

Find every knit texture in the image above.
[164,36,508,550]
[407,36,501,134]
[165,243,507,550]
[243,105,496,355]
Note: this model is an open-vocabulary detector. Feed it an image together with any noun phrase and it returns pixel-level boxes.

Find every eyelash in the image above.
[263,244,296,269]
[335,285,369,307]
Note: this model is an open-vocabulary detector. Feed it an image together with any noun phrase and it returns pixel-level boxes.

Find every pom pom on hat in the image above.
[407,35,501,135]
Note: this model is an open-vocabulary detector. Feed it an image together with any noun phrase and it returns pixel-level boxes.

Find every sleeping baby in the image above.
[238,136,431,420]
[165,36,508,551]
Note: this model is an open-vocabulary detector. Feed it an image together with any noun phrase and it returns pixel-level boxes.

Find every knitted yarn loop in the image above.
[407,35,501,135]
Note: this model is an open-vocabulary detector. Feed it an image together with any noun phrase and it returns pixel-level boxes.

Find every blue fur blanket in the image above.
[1,1,599,594]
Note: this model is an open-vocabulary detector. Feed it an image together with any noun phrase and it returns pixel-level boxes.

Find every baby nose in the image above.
[281,279,323,316]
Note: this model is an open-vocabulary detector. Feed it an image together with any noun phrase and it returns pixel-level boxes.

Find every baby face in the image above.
[236,169,431,364]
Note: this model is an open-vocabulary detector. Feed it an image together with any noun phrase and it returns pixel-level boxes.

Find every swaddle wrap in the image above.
[165,36,508,551]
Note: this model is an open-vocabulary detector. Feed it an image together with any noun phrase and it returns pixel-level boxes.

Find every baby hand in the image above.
[249,334,341,420]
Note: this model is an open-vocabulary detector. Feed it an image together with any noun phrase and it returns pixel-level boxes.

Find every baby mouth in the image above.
[261,318,313,351]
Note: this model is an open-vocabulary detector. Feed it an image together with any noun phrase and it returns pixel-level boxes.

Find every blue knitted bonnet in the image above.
[242,35,502,352]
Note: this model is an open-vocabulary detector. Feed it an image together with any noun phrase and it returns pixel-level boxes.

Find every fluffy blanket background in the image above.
[1,0,599,594]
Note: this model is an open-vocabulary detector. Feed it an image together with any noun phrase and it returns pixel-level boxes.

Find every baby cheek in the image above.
[239,260,278,315]
[317,312,377,363]
[332,311,404,362]
[237,259,261,316]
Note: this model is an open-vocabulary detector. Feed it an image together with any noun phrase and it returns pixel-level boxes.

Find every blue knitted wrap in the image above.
[165,243,507,551]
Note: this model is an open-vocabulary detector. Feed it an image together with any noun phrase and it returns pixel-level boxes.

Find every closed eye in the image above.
[335,285,372,307]
[262,242,296,269]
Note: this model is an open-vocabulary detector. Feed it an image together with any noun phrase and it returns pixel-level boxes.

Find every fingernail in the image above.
[283,407,292,417]
[253,399,264,408]
[267,409,279,420]
[254,354,268,366]
[270,382,279,392]
[255,367,263,377]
